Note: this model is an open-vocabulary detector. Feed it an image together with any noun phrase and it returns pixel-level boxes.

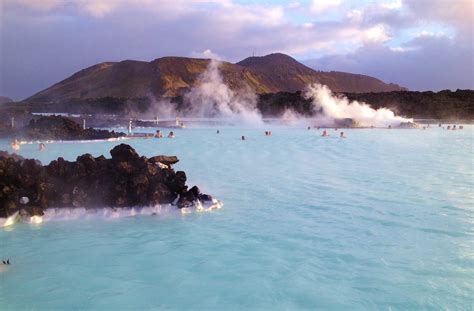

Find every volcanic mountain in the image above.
[26,53,405,102]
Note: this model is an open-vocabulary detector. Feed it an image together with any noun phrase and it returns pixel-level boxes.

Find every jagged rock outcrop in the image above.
[0,144,213,217]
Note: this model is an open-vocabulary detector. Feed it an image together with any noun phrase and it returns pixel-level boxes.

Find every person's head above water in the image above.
[241,136,245,140]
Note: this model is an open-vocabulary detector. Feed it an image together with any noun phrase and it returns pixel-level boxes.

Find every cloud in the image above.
[362,24,391,43]
[381,0,402,10]
[310,0,342,15]
[403,0,473,35]
[77,0,117,18]
[305,33,474,91]
[190,49,222,60]
[0,0,472,99]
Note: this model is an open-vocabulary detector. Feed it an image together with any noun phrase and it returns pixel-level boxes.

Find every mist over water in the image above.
[306,84,413,127]
[146,61,411,128]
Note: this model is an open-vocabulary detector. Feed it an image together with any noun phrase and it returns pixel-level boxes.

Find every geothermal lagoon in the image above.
[1,124,472,309]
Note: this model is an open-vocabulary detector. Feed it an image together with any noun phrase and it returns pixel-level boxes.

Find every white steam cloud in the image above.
[305,84,412,127]
[146,65,411,128]
[184,60,263,126]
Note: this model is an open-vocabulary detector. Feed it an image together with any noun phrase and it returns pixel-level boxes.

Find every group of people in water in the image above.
[8,122,467,152]
[442,124,464,130]
[320,129,346,138]
[238,128,346,141]
[9,140,46,152]
[154,130,175,138]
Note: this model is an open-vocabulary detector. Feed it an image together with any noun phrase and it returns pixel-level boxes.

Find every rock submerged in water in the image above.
[0,144,214,217]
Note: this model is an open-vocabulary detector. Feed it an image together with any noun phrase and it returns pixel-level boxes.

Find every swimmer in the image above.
[168,131,175,138]
[39,143,45,151]
[154,130,163,138]
[10,139,20,151]
[307,126,311,130]
[438,123,442,127]
[460,125,464,130]
[447,125,451,130]
[217,130,220,134]
[335,128,338,131]
[241,135,245,141]
[340,132,346,138]
[452,125,456,130]
[388,125,392,129]
[322,130,329,137]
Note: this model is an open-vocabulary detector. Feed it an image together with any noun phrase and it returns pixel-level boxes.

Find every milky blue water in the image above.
[1,126,473,310]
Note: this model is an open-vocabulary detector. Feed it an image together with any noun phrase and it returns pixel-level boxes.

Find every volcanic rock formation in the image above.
[0,144,212,217]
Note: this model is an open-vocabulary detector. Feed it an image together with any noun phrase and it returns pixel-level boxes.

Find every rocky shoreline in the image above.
[0,144,217,219]
[0,115,125,141]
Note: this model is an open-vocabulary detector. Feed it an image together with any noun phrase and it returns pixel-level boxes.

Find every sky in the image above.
[0,0,473,100]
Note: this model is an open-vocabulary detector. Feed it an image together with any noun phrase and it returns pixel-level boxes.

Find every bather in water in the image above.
[10,139,20,151]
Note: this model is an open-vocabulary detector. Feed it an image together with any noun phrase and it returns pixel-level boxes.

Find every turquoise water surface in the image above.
[1,126,473,310]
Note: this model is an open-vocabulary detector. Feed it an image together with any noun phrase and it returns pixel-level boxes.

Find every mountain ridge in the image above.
[26,53,406,102]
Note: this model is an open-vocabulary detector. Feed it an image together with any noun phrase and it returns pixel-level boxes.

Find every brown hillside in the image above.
[237,53,406,93]
[26,53,405,102]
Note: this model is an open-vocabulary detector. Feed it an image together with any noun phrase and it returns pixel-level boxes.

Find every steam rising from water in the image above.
[306,84,412,127]
[147,63,410,127]
[185,60,263,126]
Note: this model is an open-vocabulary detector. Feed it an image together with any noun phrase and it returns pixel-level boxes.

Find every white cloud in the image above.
[389,46,415,52]
[416,30,447,38]
[190,49,222,60]
[362,24,391,43]
[310,0,342,15]
[77,0,116,18]
[381,0,402,10]
[346,9,363,22]
[404,0,473,35]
